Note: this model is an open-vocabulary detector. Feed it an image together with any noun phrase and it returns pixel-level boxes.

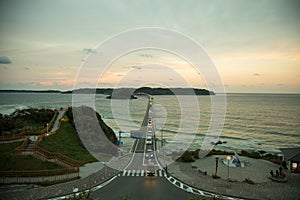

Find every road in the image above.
[50,110,65,133]
[92,95,200,200]
[92,176,198,200]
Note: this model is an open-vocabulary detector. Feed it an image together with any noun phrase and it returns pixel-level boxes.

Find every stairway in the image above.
[24,140,35,151]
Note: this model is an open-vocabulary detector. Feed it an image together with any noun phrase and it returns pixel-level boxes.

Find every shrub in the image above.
[177,151,195,162]
[208,149,234,156]
[240,150,261,159]
[193,149,200,159]
[243,178,255,184]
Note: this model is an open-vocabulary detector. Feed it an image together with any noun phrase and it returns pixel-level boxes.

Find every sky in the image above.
[0,0,299,93]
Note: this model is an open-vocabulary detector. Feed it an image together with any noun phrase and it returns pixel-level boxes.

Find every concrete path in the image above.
[79,162,104,178]
[50,110,65,133]
[168,158,300,200]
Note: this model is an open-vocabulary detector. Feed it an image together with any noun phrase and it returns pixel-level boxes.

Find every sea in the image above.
[0,93,299,154]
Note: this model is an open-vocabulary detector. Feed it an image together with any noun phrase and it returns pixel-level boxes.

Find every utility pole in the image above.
[119,131,122,146]
[226,156,231,181]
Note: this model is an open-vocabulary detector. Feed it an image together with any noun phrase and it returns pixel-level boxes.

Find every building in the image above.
[279,147,300,173]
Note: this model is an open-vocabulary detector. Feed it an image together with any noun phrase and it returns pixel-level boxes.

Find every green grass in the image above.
[0,155,63,171]
[0,141,63,171]
[39,121,97,164]
[0,141,22,157]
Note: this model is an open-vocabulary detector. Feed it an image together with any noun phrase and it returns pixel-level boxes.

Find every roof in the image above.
[291,153,300,162]
[279,147,300,162]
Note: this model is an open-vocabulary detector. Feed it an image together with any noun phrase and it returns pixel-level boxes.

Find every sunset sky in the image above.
[0,0,299,93]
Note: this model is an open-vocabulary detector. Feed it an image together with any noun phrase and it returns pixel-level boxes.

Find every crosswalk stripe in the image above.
[159,170,162,177]
[120,169,166,177]
[179,182,183,189]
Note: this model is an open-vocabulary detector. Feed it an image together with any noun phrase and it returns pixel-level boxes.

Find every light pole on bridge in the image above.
[226,155,231,181]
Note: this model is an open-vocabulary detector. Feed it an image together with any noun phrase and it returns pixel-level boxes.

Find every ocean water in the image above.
[0,92,299,153]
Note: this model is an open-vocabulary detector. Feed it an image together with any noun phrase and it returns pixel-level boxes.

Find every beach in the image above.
[168,155,300,199]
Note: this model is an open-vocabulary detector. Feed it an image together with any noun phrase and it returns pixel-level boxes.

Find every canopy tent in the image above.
[222,153,247,167]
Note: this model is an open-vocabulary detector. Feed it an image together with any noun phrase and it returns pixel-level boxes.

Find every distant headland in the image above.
[0,87,215,99]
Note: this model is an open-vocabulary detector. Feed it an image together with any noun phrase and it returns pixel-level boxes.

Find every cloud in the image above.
[131,66,142,70]
[252,73,260,76]
[139,53,153,58]
[82,48,96,54]
[38,81,54,86]
[24,67,30,70]
[0,56,12,64]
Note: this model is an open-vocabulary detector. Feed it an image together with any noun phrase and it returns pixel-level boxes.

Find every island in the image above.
[62,87,215,96]
[0,87,215,99]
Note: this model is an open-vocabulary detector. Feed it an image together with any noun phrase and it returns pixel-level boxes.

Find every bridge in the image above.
[89,95,240,200]
[0,95,241,200]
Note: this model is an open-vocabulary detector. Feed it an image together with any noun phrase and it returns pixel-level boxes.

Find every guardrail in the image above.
[0,167,78,177]
[32,146,84,167]
[14,136,30,153]
[0,131,26,142]
[29,110,59,135]
[0,169,79,184]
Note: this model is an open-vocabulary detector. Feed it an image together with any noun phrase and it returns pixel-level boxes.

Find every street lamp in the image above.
[226,155,231,181]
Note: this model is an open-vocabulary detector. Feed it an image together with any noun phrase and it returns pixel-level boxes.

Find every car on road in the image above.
[146,165,155,176]
[147,130,153,136]
[146,136,152,145]
[145,149,154,159]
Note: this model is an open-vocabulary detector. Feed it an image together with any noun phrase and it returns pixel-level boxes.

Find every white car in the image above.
[146,136,152,145]
[145,149,154,159]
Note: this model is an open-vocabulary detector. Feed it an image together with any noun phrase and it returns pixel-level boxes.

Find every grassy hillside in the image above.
[39,121,97,164]
[0,141,63,171]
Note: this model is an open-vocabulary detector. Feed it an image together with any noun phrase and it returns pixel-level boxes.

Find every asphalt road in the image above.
[92,176,198,200]
[93,95,198,200]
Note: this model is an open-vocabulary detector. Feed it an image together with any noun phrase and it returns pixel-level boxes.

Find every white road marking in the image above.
[159,170,162,177]
[187,187,193,193]
[179,182,183,189]
[124,139,139,170]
